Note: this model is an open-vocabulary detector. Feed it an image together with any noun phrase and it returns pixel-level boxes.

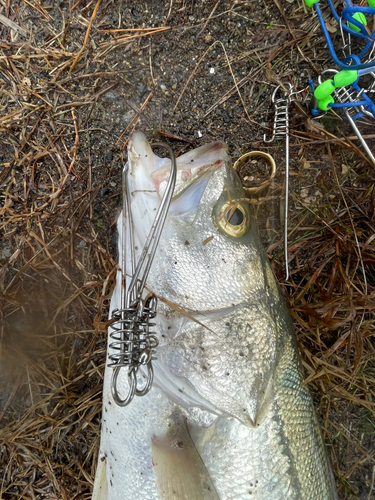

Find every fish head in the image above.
[127,131,272,310]
[126,131,284,427]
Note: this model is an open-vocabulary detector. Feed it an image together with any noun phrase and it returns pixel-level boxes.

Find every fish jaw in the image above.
[151,141,229,201]
[128,131,230,207]
[126,132,233,262]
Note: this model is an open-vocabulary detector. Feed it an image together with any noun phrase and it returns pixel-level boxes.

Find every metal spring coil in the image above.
[272,99,289,139]
[334,85,361,114]
[333,84,375,118]
[108,298,158,369]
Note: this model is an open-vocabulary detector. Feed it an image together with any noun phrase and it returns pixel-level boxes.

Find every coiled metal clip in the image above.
[263,83,293,281]
[109,143,177,407]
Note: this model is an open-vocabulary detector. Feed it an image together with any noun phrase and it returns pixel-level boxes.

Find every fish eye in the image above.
[217,201,251,237]
[226,208,243,226]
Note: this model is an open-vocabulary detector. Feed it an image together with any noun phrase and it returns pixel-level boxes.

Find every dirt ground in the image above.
[0,0,375,499]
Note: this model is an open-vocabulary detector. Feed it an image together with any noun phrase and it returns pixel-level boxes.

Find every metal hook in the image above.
[109,142,177,406]
[135,361,154,396]
[111,365,137,407]
[126,143,177,306]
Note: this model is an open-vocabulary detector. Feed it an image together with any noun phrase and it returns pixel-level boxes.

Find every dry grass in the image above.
[0,0,374,499]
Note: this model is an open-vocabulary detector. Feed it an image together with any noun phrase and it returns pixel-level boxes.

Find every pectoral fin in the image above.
[151,415,219,500]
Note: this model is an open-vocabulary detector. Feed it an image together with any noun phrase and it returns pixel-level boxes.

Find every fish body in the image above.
[92,132,337,500]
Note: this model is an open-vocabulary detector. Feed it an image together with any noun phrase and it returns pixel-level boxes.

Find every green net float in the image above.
[333,70,358,88]
[348,12,367,32]
[317,96,335,111]
[304,0,319,6]
[314,80,335,100]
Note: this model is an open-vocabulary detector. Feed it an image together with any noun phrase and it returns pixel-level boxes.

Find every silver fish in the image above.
[92,131,337,500]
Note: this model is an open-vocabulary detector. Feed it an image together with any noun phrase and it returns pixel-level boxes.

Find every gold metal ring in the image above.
[233,151,276,195]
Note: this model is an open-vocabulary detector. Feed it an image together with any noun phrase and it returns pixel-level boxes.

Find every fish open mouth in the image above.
[128,132,230,217]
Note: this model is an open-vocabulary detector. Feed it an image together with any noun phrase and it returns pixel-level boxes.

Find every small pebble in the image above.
[103,91,120,102]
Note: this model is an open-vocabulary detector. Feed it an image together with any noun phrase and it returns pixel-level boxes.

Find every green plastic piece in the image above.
[368,0,375,7]
[334,70,358,88]
[318,96,335,111]
[314,80,335,100]
[348,12,367,32]
[304,0,319,6]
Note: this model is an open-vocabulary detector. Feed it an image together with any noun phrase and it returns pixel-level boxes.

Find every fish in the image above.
[92,131,338,500]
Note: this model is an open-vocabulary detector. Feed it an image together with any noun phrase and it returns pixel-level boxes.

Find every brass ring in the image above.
[233,151,276,195]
